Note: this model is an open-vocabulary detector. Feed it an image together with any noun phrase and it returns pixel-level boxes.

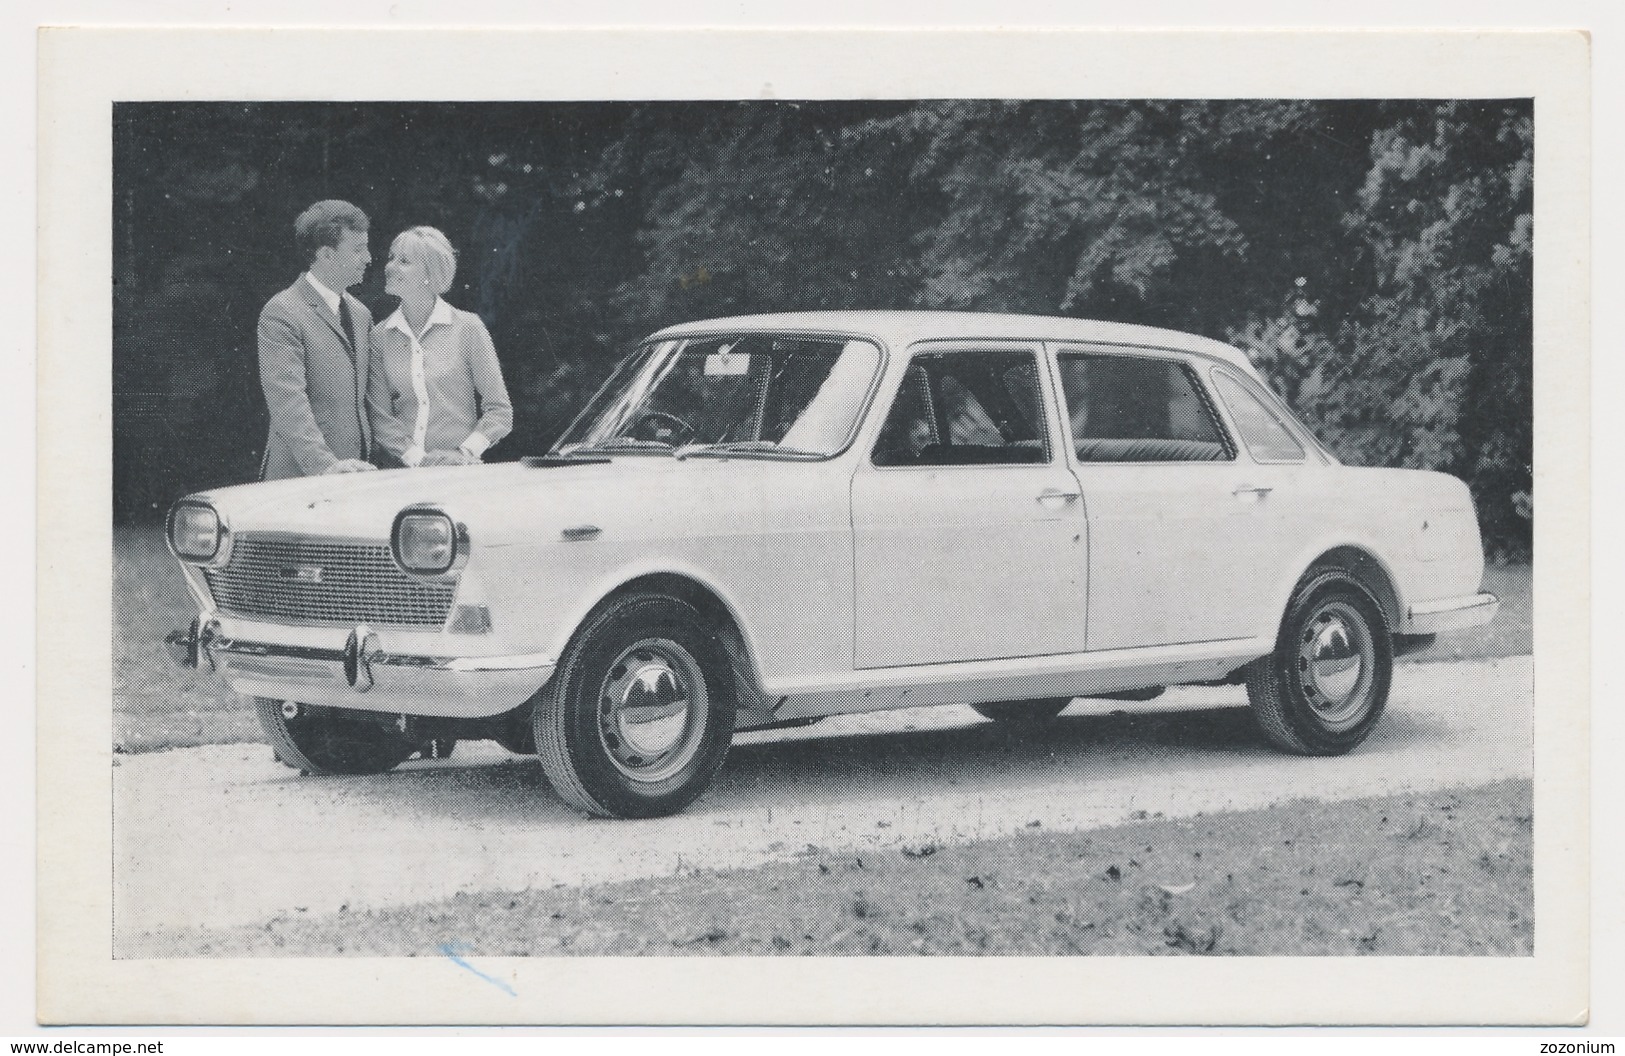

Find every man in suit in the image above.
[258,199,377,480]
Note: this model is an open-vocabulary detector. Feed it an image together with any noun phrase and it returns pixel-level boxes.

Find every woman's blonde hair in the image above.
[391,225,458,296]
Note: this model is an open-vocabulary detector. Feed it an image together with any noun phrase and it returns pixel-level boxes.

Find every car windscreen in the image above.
[555,335,883,458]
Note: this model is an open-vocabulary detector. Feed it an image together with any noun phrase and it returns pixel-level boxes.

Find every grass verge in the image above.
[1405,562,1533,665]
[113,524,260,752]
[125,778,1531,958]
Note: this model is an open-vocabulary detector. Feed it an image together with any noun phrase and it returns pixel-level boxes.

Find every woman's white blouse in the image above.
[367,299,513,466]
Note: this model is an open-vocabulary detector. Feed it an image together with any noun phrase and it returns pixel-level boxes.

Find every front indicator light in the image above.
[448,604,493,634]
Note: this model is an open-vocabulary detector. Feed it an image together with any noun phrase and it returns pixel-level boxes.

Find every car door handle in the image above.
[1233,484,1274,499]
[1037,488,1081,507]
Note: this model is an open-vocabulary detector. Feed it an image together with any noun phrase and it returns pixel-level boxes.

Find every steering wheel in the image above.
[626,410,696,444]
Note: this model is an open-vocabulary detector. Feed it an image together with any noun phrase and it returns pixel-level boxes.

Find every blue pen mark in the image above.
[470,200,548,326]
[439,941,518,997]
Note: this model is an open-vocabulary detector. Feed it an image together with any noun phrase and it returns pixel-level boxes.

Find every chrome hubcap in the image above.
[1295,602,1374,729]
[598,638,706,783]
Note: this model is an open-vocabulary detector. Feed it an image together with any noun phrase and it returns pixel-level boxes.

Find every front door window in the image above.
[873,351,1051,467]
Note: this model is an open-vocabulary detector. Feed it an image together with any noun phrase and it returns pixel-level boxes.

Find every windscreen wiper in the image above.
[564,438,676,456]
[674,440,824,460]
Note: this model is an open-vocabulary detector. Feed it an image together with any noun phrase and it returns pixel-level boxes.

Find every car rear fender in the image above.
[1290,544,1404,633]
[1264,467,1483,639]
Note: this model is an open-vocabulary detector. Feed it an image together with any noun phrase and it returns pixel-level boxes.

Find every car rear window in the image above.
[1211,369,1307,462]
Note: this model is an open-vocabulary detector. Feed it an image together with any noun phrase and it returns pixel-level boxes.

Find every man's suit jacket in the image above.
[257,278,373,480]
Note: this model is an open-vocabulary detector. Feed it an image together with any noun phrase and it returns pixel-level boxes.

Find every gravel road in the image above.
[112,656,1530,949]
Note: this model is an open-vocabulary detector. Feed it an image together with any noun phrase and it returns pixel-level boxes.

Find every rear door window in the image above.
[1058,353,1233,463]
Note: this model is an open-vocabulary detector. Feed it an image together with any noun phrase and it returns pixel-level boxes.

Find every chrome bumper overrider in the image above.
[1404,592,1500,634]
[165,615,555,717]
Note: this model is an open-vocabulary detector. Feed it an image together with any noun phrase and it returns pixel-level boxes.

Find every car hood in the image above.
[190,458,771,545]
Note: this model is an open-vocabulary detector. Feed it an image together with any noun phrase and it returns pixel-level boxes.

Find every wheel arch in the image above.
[1297,545,1401,632]
[570,570,773,714]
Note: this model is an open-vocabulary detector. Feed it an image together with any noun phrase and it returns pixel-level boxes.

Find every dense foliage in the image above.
[113,100,1532,556]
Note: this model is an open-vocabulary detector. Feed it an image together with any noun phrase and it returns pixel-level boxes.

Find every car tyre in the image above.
[534,593,735,819]
[971,698,1071,723]
[1246,569,1393,755]
[254,698,420,775]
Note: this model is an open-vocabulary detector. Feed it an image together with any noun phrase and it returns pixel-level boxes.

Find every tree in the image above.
[1240,101,1533,557]
[113,100,1535,556]
[601,101,925,327]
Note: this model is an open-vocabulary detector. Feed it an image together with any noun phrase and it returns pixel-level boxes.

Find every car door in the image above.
[1203,361,1325,619]
[1055,346,1298,650]
[851,344,1088,669]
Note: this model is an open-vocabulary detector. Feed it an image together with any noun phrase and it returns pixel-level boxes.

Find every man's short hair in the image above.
[295,200,370,265]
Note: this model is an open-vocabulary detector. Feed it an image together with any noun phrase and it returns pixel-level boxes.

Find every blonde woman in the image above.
[367,226,513,468]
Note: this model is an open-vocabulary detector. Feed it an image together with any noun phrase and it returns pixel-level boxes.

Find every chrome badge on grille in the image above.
[279,564,325,584]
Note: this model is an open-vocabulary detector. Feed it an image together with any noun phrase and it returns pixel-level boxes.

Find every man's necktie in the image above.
[339,299,357,357]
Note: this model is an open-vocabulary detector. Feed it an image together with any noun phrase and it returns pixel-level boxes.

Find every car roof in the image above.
[648,310,1260,375]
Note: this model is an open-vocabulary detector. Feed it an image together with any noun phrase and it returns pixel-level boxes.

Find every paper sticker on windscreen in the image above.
[705,350,750,376]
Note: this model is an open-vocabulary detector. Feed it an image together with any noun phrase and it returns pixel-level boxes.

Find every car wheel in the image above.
[534,593,735,819]
[971,698,1071,723]
[1246,569,1393,755]
[253,698,420,775]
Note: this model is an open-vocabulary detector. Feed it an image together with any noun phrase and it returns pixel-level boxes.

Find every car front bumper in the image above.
[165,612,555,718]
[1403,592,1500,634]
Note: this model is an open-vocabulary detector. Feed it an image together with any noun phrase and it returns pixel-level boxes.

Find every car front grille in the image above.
[202,533,456,628]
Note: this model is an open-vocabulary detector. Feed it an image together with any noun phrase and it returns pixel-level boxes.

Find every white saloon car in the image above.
[165,311,1498,818]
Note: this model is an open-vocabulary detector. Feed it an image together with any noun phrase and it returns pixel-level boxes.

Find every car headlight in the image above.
[166,500,228,564]
[391,505,469,577]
